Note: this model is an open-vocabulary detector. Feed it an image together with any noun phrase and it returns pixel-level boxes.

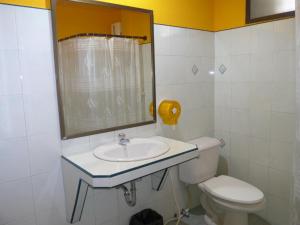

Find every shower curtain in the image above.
[58,37,144,136]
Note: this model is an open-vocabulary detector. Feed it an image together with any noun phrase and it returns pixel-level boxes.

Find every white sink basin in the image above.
[93,138,170,162]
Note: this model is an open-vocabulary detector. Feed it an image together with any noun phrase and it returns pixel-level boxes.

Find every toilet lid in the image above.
[201,175,264,204]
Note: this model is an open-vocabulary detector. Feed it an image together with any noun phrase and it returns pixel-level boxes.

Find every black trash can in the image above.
[129,209,163,225]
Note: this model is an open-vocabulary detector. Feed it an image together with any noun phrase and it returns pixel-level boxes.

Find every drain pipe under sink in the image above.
[118,181,137,207]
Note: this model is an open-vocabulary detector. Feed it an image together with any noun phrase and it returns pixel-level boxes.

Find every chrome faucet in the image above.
[118,133,130,146]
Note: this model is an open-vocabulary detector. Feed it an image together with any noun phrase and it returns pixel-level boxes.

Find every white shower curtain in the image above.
[58,37,144,136]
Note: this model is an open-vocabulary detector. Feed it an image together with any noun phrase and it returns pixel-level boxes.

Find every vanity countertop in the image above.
[62,136,198,179]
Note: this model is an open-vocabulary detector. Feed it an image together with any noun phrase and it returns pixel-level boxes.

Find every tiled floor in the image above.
[176,205,270,225]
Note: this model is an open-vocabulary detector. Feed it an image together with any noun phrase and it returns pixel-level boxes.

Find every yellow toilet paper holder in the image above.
[158,100,181,125]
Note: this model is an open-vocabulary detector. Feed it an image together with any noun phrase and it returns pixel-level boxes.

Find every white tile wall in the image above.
[295,1,300,224]
[0,5,62,225]
[0,4,215,225]
[214,18,296,225]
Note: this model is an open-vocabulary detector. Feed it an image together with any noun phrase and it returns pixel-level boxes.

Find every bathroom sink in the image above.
[93,138,170,162]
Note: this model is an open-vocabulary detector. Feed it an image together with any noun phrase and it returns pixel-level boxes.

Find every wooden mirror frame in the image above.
[246,0,295,24]
[51,0,157,139]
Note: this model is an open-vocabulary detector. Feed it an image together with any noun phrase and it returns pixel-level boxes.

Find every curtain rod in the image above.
[58,33,147,42]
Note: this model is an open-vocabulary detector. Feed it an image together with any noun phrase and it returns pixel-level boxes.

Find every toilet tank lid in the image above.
[189,137,221,151]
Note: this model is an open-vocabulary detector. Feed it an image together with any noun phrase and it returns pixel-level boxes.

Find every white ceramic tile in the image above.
[230,54,251,82]
[186,108,214,140]
[198,57,215,83]
[214,30,232,57]
[214,56,231,83]
[169,27,190,56]
[35,209,69,225]
[230,133,250,159]
[28,134,61,175]
[154,25,171,56]
[270,112,296,142]
[31,168,66,216]
[23,93,59,136]
[198,83,214,107]
[185,56,207,83]
[0,178,35,225]
[268,168,292,200]
[155,55,188,86]
[5,216,36,225]
[230,109,250,135]
[250,53,275,82]
[267,195,291,225]
[215,82,231,107]
[183,83,208,110]
[274,50,296,82]
[269,141,294,172]
[61,136,90,156]
[94,188,119,225]
[271,82,296,113]
[274,18,296,51]
[231,83,251,109]
[135,124,158,138]
[0,5,18,50]
[188,30,214,57]
[15,8,53,51]
[214,107,231,132]
[0,95,26,139]
[0,137,30,183]
[249,138,270,166]
[249,83,272,111]
[229,156,249,182]
[20,50,56,95]
[156,85,189,111]
[251,22,275,54]
[0,50,22,95]
[248,163,268,193]
[230,27,252,55]
[249,110,271,139]
[89,131,116,149]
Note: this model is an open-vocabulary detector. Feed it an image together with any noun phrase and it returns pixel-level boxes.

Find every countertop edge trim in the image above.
[61,147,198,178]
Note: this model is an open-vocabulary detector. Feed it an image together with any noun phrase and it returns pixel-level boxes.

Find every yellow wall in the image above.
[0,0,294,31]
[56,2,121,39]
[56,1,151,43]
[120,10,151,43]
[214,0,246,31]
[0,0,214,31]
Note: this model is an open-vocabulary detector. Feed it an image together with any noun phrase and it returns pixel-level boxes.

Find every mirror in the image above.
[51,0,156,139]
[246,0,295,23]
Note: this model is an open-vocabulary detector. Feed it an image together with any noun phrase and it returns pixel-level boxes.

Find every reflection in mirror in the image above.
[52,0,156,139]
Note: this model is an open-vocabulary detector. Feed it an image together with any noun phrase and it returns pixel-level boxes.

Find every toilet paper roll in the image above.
[158,100,181,125]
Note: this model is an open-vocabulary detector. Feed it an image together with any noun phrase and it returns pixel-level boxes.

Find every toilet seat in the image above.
[199,175,264,204]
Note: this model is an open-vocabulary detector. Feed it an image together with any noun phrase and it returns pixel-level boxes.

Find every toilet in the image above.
[179,137,265,225]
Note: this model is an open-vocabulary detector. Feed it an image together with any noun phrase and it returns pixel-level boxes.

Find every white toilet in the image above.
[179,137,265,225]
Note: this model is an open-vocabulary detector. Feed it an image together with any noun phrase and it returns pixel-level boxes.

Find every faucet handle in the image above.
[118,133,126,139]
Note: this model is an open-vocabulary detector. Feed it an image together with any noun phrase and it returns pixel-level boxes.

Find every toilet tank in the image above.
[179,137,221,184]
